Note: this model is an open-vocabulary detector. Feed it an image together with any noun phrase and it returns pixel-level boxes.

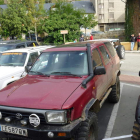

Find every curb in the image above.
[125,51,140,53]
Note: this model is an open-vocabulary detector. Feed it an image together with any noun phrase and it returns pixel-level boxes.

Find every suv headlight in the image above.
[46,111,67,124]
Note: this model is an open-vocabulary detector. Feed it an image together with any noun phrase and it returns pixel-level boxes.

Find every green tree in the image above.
[125,0,134,41]
[0,0,4,5]
[82,14,98,36]
[42,1,97,44]
[0,0,30,39]
[22,0,45,41]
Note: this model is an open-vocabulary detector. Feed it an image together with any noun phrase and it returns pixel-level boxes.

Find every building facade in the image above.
[91,0,125,32]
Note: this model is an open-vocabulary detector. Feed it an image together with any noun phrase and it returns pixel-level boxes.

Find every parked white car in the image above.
[0,45,54,90]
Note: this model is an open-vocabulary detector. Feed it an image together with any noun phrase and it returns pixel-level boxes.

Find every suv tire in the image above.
[108,76,120,103]
[116,45,125,59]
[74,112,98,140]
[132,121,140,140]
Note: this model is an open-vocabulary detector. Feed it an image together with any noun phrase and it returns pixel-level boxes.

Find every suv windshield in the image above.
[0,45,15,52]
[0,52,27,66]
[30,51,88,76]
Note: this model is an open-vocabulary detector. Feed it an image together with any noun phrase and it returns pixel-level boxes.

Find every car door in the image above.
[99,45,113,88]
[92,48,108,100]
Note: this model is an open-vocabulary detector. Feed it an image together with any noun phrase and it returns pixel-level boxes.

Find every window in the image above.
[104,42,116,57]
[28,52,39,64]
[99,3,104,9]
[0,52,27,66]
[92,49,103,69]
[31,51,88,76]
[109,2,114,8]
[99,46,110,65]
[16,44,25,49]
[99,14,104,20]
[109,12,114,19]
[27,42,39,47]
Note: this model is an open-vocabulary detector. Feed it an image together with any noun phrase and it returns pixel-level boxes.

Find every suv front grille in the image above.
[1,110,46,125]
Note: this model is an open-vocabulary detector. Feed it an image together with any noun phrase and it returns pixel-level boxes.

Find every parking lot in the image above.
[98,53,140,140]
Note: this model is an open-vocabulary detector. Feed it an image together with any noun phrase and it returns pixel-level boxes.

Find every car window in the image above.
[99,46,110,65]
[92,49,103,69]
[0,45,15,52]
[28,52,39,64]
[104,42,116,57]
[0,52,27,66]
[27,42,38,47]
[16,44,25,49]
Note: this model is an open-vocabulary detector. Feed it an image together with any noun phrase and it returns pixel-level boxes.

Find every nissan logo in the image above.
[16,113,22,119]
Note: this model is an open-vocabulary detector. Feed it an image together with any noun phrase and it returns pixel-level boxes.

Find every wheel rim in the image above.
[121,48,125,58]
[88,125,95,140]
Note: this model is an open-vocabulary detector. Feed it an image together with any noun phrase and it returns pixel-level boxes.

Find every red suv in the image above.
[0,41,120,140]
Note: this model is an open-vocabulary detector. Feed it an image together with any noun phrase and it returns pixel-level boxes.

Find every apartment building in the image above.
[91,0,125,32]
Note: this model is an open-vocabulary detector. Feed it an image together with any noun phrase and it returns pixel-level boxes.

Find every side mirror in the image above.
[139,71,140,77]
[94,66,106,75]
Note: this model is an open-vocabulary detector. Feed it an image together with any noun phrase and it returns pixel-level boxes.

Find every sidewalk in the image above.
[125,50,140,53]
[120,74,140,85]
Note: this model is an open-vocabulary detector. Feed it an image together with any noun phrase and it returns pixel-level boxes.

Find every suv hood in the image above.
[0,66,24,79]
[0,75,83,109]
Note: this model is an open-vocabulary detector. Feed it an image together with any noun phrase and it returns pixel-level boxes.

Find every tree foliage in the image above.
[0,0,4,5]
[42,1,97,44]
[0,0,30,38]
[22,0,45,40]
[125,0,134,41]
[82,14,98,36]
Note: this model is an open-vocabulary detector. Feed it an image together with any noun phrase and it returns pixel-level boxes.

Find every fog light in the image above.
[58,132,66,136]
[20,120,27,125]
[0,112,2,119]
[48,132,54,138]
[5,117,11,122]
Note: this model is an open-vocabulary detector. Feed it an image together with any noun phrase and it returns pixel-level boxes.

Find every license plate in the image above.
[0,125,28,137]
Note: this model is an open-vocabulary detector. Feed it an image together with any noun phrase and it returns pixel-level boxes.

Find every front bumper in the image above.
[0,119,82,140]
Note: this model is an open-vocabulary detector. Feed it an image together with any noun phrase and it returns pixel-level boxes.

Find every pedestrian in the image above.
[136,33,140,51]
[130,34,135,51]
[79,35,84,42]
[90,34,94,40]
[74,39,77,43]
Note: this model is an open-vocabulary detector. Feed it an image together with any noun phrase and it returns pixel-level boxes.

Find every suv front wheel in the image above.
[74,112,98,140]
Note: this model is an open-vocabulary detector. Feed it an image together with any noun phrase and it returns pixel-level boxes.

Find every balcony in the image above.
[98,9,104,14]
[108,19,115,23]
[98,19,105,23]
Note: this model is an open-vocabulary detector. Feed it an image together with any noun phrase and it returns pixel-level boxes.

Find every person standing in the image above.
[79,35,84,42]
[136,33,140,51]
[130,34,135,51]
[90,34,94,40]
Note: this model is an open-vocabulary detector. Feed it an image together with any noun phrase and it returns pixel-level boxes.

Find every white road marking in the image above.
[104,83,123,139]
[122,83,140,88]
[102,134,132,140]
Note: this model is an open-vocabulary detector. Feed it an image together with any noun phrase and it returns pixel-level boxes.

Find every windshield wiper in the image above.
[29,71,50,77]
[50,72,82,78]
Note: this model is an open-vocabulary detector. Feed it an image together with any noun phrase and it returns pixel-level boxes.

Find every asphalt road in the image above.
[121,53,140,77]
[98,52,140,140]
